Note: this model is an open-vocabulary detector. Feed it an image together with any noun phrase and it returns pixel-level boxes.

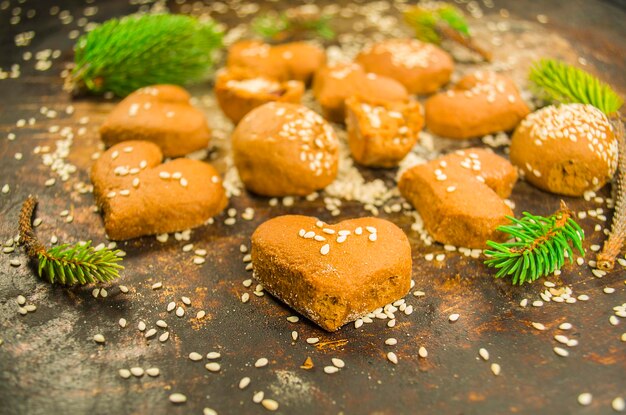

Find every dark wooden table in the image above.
[1,1,625,414]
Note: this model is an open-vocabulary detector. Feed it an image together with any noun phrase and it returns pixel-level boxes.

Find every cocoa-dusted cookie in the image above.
[345,96,424,167]
[232,102,339,196]
[227,40,325,84]
[215,67,305,124]
[399,148,517,248]
[91,140,227,240]
[356,38,453,94]
[100,85,211,157]
[312,63,409,123]
[252,215,412,331]
[510,103,617,196]
[425,71,530,139]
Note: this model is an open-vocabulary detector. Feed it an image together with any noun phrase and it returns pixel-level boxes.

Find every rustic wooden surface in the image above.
[1,1,625,414]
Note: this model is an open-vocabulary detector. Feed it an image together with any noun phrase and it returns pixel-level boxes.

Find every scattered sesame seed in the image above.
[324,366,339,374]
[130,367,144,377]
[207,352,221,359]
[189,352,203,361]
[156,320,168,328]
[196,310,206,319]
[119,369,131,379]
[609,316,619,326]
[241,293,250,303]
[306,337,319,344]
[604,287,616,294]
[119,285,129,293]
[253,391,265,404]
[93,334,105,344]
[449,313,460,322]
[559,323,572,330]
[167,302,176,312]
[418,347,428,358]
[176,307,185,317]
[146,368,160,377]
[490,363,501,376]
[553,347,569,357]
[332,358,345,368]
[159,332,170,342]
[169,393,187,404]
[255,358,269,368]
[151,282,162,290]
[239,377,251,389]
[531,322,546,331]
[479,348,490,361]
[261,399,279,411]
[205,362,221,372]
[138,321,146,331]
[287,316,299,323]
[577,392,592,406]
[320,244,330,255]
[612,397,625,412]
[387,352,398,364]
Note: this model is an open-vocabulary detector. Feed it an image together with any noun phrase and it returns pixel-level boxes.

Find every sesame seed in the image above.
[119,285,129,293]
[355,227,363,235]
[577,294,590,301]
[189,352,203,361]
[167,302,176,312]
[306,338,319,344]
[239,377,251,389]
[207,352,221,359]
[169,393,187,404]
[604,287,616,294]
[479,348,490,361]
[609,316,619,326]
[554,335,569,344]
[151,282,162,290]
[554,347,569,357]
[324,366,339,374]
[159,332,170,342]
[261,399,279,411]
[369,233,378,242]
[119,369,131,379]
[320,244,330,255]
[387,352,398,364]
[418,347,428,358]
[24,305,36,312]
[193,257,205,265]
[287,316,299,323]
[331,358,345,368]
[253,391,265,404]
[156,320,167,328]
[490,363,501,376]
[531,322,546,331]
[146,368,160,377]
[196,310,206,319]
[449,313,460,322]
[291,331,298,341]
[612,397,625,412]
[577,392,592,406]
[130,367,144,377]
[205,362,221,372]
[559,323,572,330]
[385,338,397,345]
[181,296,191,305]
[241,293,250,303]
[138,321,146,331]
[255,358,269,368]
[176,307,185,317]
[144,328,157,339]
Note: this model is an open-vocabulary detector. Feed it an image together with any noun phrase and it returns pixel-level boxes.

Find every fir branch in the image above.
[68,13,223,97]
[403,2,491,62]
[484,202,585,285]
[529,59,624,115]
[19,196,124,286]
[251,9,335,42]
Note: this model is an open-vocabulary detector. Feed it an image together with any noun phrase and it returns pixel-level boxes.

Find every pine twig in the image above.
[19,196,124,286]
[403,3,491,62]
[529,59,624,115]
[68,13,223,97]
[252,10,335,42]
[597,116,626,270]
[484,202,585,285]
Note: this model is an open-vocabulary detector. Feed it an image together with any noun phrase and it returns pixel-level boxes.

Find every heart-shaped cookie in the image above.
[100,85,211,157]
[251,215,412,331]
[424,71,530,139]
[91,140,227,240]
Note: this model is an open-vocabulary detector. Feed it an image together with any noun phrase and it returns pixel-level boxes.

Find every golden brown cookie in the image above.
[399,148,517,248]
[100,85,211,157]
[91,140,227,240]
[356,38,453,95]
[424,71,530,139]
[510,103,617,196]
[227,40,326,84]
[214,67,305,124]
[345,96,424,167]
[251,215,412,331]
[232,102,339,196]
[312,63,409,123]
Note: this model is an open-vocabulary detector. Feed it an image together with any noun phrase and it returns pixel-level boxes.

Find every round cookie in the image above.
[356,38,453,95]
[510,103,617,196]
[227,40,326,84]
[214,68,304,124]
[232,102,339,196]
[312,63,409,123]
[425,71,530,139]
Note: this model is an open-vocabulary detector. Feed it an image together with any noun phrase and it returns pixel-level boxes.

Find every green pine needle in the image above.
[38,242,124,286]
[70,13,223,97]
[529,59,624,115]
[403,3,470,44]
[484,203,585,285]
[251,11,335,41]
[19,196,124,286]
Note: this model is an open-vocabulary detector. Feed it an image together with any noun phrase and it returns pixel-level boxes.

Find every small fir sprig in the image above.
[68,13,223,97]
[484,202,584,285]
[403,2,491,62]
[529,58,625,270]
[529,59,624,114]
[19,196,124,285]
[252,9,335,42]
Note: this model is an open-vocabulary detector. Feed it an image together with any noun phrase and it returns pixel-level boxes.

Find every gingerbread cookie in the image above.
[215,68,305,124]
[227,40,325,84]
[356,38,453,95]
[312,63,409,123]
[425,71,530,139]
[251,215,412,331]
[399,148,517,248]
[345,96,424,167]
[100,85,211,157]
[510,103,617,196]
[91,141,227,240]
